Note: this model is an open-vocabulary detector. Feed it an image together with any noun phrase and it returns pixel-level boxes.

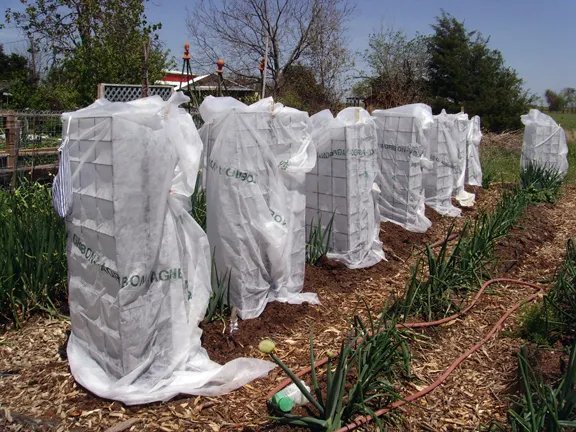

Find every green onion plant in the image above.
[306,213,334,266]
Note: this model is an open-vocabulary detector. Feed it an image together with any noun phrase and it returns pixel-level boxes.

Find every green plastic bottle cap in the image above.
[271,393,294,412]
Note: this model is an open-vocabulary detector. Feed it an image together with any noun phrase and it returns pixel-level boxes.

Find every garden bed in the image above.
[1,184,575,431]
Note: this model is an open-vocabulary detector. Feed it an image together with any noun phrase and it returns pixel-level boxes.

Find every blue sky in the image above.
[2,0,574,100]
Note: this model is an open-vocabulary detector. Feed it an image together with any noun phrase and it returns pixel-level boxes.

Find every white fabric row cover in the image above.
[521,109,568,176]
[199,96,319,320]
[58,93,274,405]
[372,104,433,233]
[422,109,466,217]
[305,108,385,269]
[465,115,483,187]
[439,111,476,208]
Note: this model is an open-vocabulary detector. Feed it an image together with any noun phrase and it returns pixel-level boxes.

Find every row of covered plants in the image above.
[0,165,573,429]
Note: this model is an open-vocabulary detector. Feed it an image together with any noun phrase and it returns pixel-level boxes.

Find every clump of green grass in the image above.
[203,255,232,324]
[481,144,522,185]
[520,163,564,203]
[0,179,67,327]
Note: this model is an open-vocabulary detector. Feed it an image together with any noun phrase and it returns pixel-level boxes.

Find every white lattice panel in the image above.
[97,84,174,102]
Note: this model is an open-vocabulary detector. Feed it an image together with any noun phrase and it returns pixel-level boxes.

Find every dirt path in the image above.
[0,185,574,432]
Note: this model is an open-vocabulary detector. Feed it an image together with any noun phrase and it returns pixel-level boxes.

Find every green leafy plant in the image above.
[520,163,564,203]
[261,311,410,431]
[203,255,232,323]
[306,214,334,266]
[508,342,576,431]
[545,239,576,338]
[482,166,495,189]
[0,179,67,326]
[190,175,207,231]
[396,226,467,321]
[394,187,529,321]
[520,238,576,344]
[517,303,555,346]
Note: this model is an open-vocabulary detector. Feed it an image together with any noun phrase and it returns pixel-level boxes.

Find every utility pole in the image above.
[141,37,150,98]
[261,0,269,99]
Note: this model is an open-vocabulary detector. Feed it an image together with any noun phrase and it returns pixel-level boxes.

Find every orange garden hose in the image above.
[266,278,544,431]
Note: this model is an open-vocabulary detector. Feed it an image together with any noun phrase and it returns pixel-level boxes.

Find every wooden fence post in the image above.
[5,114,20,188]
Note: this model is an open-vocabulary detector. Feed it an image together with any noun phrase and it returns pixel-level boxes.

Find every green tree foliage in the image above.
[0,45,29,81]
[561,87,576,108]
[426,12,532,132]
[0,45,37,108]
[354,28,428,108]
[276,64,335,114]
[5,0,170,109]
[545,89,566,112]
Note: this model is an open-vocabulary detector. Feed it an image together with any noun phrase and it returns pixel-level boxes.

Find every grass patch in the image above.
[481,144,522,185]
[548,111,576,130]
[203,252,232,324]
[190,176,207,231]
[306,214,334,266]
[520,163,564,203]
[565,141,576,184]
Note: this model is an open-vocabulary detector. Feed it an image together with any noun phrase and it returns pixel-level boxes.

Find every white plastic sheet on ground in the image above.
[55,93,274,405]
[372,103,433,233]
[521,109,569,176]
[422,110,464,217]
[465,115,483,187]
[199,96,318,320]
[305,107,385,269]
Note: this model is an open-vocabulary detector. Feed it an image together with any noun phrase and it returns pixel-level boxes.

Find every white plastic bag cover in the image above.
[372,104,433,233]
[520,109,568,176]
[305,108,385,269]
[200,96,318,320]
[440,111,475,207]
[465,115,483,186]
[422,110,463,217]
[447,112,470,193]
[62,93,274,405]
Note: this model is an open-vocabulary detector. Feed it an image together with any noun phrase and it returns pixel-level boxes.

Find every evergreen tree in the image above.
[426,12,532,132]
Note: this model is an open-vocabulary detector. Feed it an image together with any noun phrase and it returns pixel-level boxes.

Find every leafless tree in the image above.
[353,26,429,108]
[186,0,354,97]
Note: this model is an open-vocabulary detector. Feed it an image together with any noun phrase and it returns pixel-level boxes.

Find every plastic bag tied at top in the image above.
[57,92,274,405]
[520,109,569,176]
[200,96,319,320]
[372,103,433,233]
[305,107,385,269]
